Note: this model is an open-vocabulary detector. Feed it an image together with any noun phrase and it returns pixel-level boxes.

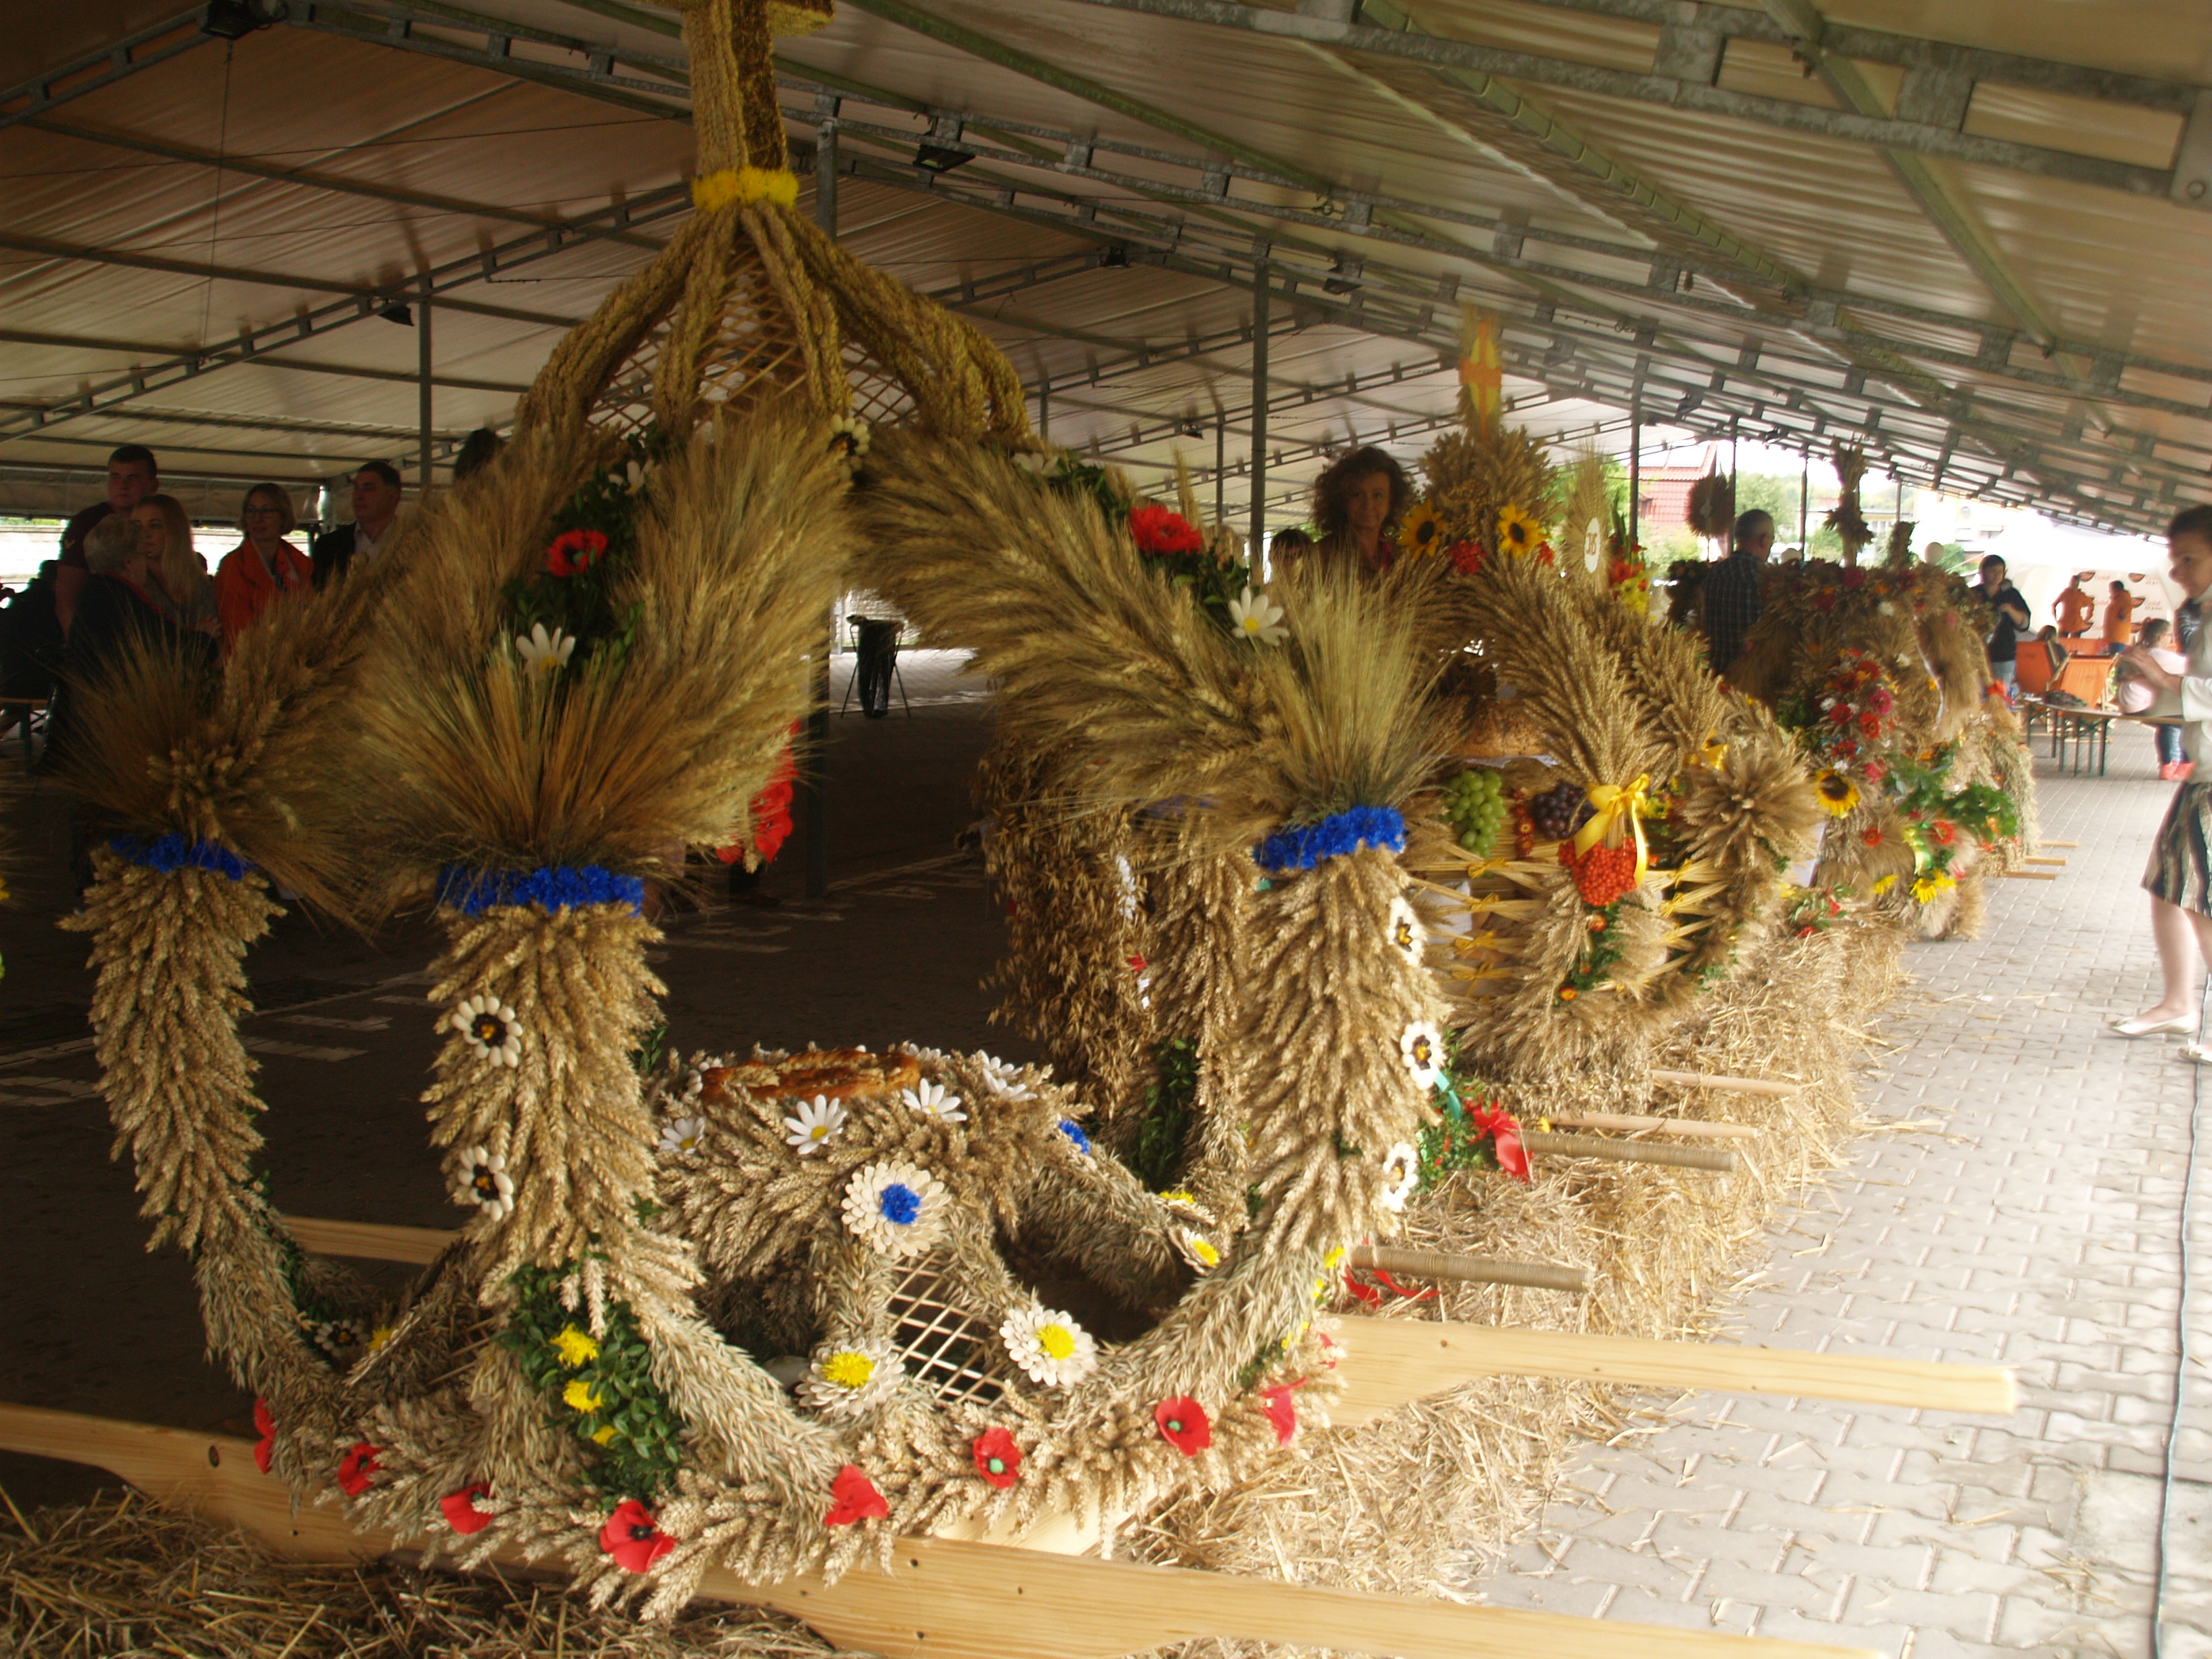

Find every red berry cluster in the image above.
[1559,839,1639,907]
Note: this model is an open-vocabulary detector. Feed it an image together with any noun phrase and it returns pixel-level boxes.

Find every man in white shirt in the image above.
[309,461,404,587]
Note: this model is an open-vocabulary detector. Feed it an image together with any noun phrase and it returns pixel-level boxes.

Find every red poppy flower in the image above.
[600,1498,674,1572]
[971,1427,1021,1490]
[1128,504,1204,556]
[1932,821,1957,846]
[1447,539,1483,576]
[1862,826,1883,847]
[1828,703,1855,725]
[441,1481,493,1536]
[1154,1396,1212,1456]
[546,527,609,577]
[253,1398,275,1475]
[1258,1384,1299,1446]
[825,1464,889,1527]
[337,1441,381,1496]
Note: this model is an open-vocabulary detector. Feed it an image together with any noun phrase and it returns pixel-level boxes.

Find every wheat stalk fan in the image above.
[1521,1130,1740,1173]
[0,1404,1878,1659]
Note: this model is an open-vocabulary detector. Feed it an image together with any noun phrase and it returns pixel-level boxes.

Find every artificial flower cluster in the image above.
[503,1263,687,1502]
[498,432,663,682]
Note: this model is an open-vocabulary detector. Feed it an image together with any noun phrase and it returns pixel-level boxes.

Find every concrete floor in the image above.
[1472,728,2212,1658]
[3,669,2207,1658]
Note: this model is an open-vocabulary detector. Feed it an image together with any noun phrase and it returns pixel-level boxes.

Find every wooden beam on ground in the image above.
[1649,1069,1804,1097]
[1351,1244,1589,1293]
[1547,1111,1760,1141]
[1999,869,2060,881]
[1333,1322,2016,1422]
[2041,840,2079,848]
[1522,1130,1738,1172]
[2022,856,2066,866]
[0,1404,1880,1659]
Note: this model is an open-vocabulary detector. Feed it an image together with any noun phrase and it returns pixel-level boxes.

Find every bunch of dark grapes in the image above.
[1442,768,1507,855]
[1527,781,1594,843]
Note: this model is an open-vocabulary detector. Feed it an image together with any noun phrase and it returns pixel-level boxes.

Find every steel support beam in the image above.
[1055,0,2186,201]
[0,8,224,134]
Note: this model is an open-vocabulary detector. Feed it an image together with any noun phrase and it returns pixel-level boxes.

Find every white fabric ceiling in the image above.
[1,0,2207,537]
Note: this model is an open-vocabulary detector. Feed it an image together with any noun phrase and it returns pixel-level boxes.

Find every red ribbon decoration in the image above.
[1341,1266,1437,1306]
[1471,1102,1531,1183]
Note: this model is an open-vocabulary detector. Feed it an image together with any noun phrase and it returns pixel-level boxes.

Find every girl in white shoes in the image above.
[2112,505,2212,1059]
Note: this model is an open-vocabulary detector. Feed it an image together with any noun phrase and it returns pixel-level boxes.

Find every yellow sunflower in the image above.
[1814,769,1860,817]
[1496,504,1542,558]
[1402,499,1446,555]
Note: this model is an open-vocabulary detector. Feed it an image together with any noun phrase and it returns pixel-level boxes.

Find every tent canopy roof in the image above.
[3,0,2208,537]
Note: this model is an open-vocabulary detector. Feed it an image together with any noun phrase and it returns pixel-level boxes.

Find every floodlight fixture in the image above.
[203,0,272,39]
[914,142,974,173]
[378,301,415,327]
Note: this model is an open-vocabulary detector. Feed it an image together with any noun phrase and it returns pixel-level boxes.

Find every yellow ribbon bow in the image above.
[1570,775,1653,885]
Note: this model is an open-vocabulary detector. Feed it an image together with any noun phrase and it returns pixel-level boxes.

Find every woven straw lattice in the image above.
[886,1254,1006,1408]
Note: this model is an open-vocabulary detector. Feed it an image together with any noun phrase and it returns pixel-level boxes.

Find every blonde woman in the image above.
[132,493,219,638]
[214,483,313,644]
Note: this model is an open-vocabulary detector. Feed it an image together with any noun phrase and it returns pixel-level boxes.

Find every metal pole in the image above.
[1249,262,1269,565]
[1799,452,1809,548]
[1038,381,1048,442]
[1628,394,1641,554]
[802,114,838,902]
[1214,418,1224,528]
[417,271,432,495]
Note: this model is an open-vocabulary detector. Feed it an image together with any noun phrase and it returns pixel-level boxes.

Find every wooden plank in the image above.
[1546,1111,1760,1142]
[1999,870,2060,881]
[2022,857,2067,866]
[2041,840,2079,848]
[1649,1069,1804,1097]
[1332,1323,2016,1422]
[286,1214,451,1265]
[1351,1244,1589,1293]
[0,1405,1878,1659]
[1521,1130,1738,1173]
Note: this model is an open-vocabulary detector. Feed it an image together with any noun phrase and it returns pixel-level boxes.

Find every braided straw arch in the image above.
[512,0,1029,450]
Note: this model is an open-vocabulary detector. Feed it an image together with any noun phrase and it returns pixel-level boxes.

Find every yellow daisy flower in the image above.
[562,1378,605,1414]
[1496,504,1543,557]
[551,1325,598,1369]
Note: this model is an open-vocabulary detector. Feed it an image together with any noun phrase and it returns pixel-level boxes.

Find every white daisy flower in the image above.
[623,457,651,492]
[897,1042,948,1065]
[1012,449,1052,477]
[451,1145,515,1221]
[1387,895,1422,959]
[1398,1020,1445,1090]
[840,1159,947,1258]
[448,996,523,1067]
[798,1338,903,1416]
[782,1095,847,1155]
[999,1304,1098,1389]
[1379,1141,1419,1212]
[658,1116,705,1155]
[901,1079,966,1122]
[1175,1226,1222,1271]
[1113,853,1142,922]
[1227,583,1289,645]
[979,1055,1033,1100]
[514,622,576,679]
[827,415,872,464]
[313,1318,367,1359]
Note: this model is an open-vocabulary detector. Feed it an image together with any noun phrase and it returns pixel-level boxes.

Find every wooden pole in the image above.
[1334,1322,2015,1422]
[1351,1244,1589,1293]
[1522,1130,1738,1173]
[1650,1069,1804,1097]
[1545,1111,1759,1142]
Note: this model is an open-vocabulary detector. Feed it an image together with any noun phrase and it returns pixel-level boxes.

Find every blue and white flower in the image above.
[1398,1020,1444,1090]
[841,1159,947,1258]
[902,1078,966,1123]
[782,1095,847,1156]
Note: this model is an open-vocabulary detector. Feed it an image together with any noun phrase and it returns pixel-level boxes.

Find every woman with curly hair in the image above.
[1303,445,1412,576]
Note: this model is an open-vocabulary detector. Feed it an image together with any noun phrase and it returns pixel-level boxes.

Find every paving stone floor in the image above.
[1473,738,2212,1658]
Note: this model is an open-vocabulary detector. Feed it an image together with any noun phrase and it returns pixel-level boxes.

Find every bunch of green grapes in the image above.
[1443,767,1507,855]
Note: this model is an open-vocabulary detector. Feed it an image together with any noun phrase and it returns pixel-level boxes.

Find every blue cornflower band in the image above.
[1251,806,1407,874]
[437,864,646,916]
[109,833,251,881]
[1057,1119,1092,1155]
